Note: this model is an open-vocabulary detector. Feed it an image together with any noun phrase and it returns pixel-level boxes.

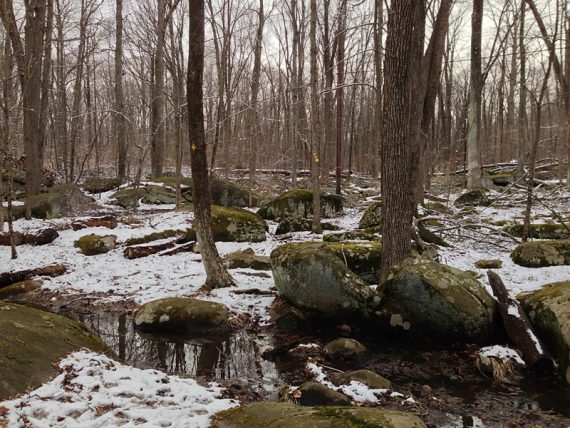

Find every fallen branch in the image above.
[0,264,67,288]
[487,271,554,374]
[124,239,196,259]
[0,228,59,246]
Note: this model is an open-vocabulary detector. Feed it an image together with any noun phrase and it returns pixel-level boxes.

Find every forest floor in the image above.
[1,174,570,427]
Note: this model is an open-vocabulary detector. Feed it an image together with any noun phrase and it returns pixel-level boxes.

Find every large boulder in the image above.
[330,369,391,390]
[110,187,147,209]
[323,230,381,243]
[297,382,351,406]
[9,184,97,220]
[0,302,107,400]
[212,402,426,428]
[504,223,570,240]
[454,189,491,207]
[209,205,267,242]
[133,297,229,332]
[110,185,177,208]
[379,257,498,343]
[74,234,117,256]
[358,201,382,229]
[511,239,570,267]
[224,249,271,270]
[519,281,570,384]
[257,189,343,220]
[83,177,121,194]
[271,244,382,324]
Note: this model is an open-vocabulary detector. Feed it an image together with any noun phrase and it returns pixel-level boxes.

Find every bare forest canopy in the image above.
[0,0,567,188]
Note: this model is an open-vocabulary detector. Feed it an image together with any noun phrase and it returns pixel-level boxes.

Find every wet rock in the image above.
[74,233,117,256]
[297,382,351,406]
[0,280,41,299]
[504,223,570,240]
[454,189,491,207]
[271,244,382,324]
[212,402,426,428]
[224,249,271,270]
[519,281,570,384]
[511,239,570,267]
[133,297,229,332]
[475,259,503,269]
[380,257,498,343]
[257,189,343,220]
[8,184,97,220]
[358,201,382,229]
[324,338,367,359]
[330,369,391,390]
[0,302,107,400]
[83,177,121,194]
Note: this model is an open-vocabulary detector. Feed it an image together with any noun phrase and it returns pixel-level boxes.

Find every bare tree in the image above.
[188,0,235,290]
[115,0,127,181]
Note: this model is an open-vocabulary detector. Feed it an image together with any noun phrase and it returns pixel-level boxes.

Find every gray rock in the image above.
[380,257,498,343]
[74,234,117,256]
[133,297,229,332]
[297,382,351,406]
[330,369,391,390]
[511,239,570,268]
[324,338,367,359]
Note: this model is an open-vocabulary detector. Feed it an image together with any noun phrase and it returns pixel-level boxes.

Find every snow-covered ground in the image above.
[0,350,237,428]
[1,183,569,427]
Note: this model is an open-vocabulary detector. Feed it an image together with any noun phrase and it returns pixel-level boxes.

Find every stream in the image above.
[71,310,570,428]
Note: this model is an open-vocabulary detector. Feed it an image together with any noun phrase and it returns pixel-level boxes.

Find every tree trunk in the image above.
[151,0,166,178]
[466,0,483,190]
[187,0,235,290]
[380,0,425,280]
[310,0,321,234]
[115,0,127,182]
[518,0,527,176]
[335,0,347,195]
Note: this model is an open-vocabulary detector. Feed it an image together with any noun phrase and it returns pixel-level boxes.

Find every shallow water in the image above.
[75,311,570,428]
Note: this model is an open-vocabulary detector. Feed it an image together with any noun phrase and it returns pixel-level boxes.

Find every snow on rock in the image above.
[478,345,525,366]
[0,350,237,428]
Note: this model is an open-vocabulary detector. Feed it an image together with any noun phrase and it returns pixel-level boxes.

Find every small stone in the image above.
[323,338,367,359]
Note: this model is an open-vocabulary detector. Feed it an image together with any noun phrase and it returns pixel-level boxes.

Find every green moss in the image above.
[83,178,121,194]
[210,205,267,242]
[124,229,188,246]
[74,234,117,256]
[323,231,381,243]
[0,302,108,400]
[454,189,491,207]
[504,223,570,240]
[257,189,343,220]
[140,186,177,205]
[519,281,570,384]
[511,240,570,268]
[0,280,41,300]
[475,259,503,269]
[358,201,382,229]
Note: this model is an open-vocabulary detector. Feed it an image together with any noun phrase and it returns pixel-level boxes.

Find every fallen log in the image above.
[487,271,554,374]
[72,215,118,231]
[0,264,67,288]
[123,239,196,259]
[0,228,59,246]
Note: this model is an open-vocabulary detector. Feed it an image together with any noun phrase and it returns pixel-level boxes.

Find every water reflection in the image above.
[78,312,281,394]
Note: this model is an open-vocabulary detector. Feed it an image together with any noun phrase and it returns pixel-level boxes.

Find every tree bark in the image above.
[310,0,321,234]
[335,0,347,195]
[115,0,127,182]
[466,0,483,189]
[188,0,235,290]
[151,0,166,178]
[380,0,425,280]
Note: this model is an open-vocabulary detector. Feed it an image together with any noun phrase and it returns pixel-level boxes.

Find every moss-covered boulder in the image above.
[271,244,382,324]
[133,297,229,333]
[330,370,391,390]
[170,175,263,207]
[9,184,97,220]
[272,242,382,285]
[511,240,570,267]
[379,258,498,343]
[0,302,107,400]
[140,185,177,205]
[224,249,271,270]
[519,281,570,384]
[257,189,343,220]
[110,187,147,209]
[83,177,121,194]
[454,189,491,207]
[208,205,267,242]
[323,230,381,243]
[297,382,351,406]
[418,223,449,247]
[0,280,41,300]
[358,201,382,229]
[504,223,570,240]
[324,338,367,359]
[74,234,117,256]
[475,259,503,269]
[212,402,426,428]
